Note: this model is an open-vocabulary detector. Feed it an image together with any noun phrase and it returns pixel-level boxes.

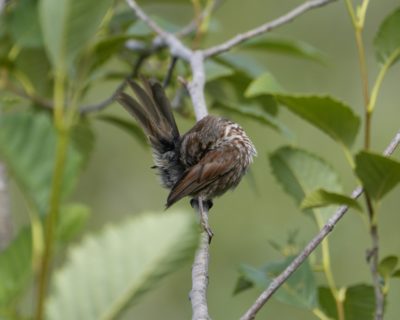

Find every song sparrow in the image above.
[117,79,256,236]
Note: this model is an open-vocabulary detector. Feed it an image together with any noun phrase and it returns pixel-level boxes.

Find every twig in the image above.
[190,231,211,320]
[163,56,178,88]
[240,129,400,320]
[0,163,13,251]
[203,0,337,58]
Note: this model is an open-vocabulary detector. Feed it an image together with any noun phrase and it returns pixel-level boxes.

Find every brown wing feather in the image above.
[166,148,237,207]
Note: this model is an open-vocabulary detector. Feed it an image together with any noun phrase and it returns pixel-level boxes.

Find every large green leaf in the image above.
[374,7,400,66]
[0,228,32,309]
[275,95,360,148]
[0,112,85,215]
[245,72,285,97]
[238,36,325,63]
[216,52,265,78]
[320,285,375,320]
[9,0,43,48]
[57,203,90,243]
[235,256,317,309]
[355,151,400,201]
[39,0,113,70]
[46,210,199,320]
[300,189,362,211]
[269,146,342,222]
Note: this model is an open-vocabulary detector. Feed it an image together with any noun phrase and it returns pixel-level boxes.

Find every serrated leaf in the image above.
[245,72,285,97]
[9,0,43,48]
[374,7,400,66]
[0,112,85,215]
[57,203,90,243]
[344,284,375,320]
[235,257,317,309]
[96,115,148,148]
[39,0,113,71]
[238,36,326,63]
[355,151,400,201]
[378,256,398,278]
[205,60,234,82]
[269,146,342,223]
[269,146,342,206]
[301,188,362,211]
[213,101,293,140]
[46,210,199,320]
[276,95,360,148]
[0,227,32,308]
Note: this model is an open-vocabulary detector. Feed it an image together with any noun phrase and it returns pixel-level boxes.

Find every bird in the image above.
[116,78,257,238]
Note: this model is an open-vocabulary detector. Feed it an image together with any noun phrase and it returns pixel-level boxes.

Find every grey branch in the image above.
[203,0,337,58]
[190,232,211,320]
[240,130,400,320]
[0,162,13,251]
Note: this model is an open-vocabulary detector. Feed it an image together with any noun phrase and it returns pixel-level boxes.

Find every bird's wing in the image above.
[166,147,238,207]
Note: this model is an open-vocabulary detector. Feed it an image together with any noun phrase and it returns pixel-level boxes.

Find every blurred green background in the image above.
[10,0,400,319]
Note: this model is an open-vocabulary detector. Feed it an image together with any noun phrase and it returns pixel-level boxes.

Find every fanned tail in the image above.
[116,78,184,189]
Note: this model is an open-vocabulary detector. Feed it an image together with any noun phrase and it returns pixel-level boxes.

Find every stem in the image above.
[368,49,400,113]
[35,73,69,320]
[314,213,344,320]
[312,308,331,320]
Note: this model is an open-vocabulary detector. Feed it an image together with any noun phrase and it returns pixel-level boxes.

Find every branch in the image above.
[240,130,400,320]
[190,232,211,320]
[203,0,337,58]
[0,163,13,251]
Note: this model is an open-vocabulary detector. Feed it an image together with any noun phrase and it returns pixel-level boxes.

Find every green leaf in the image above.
[378,256,398,279]
[318,287,338,319]
[205,60,234,82]
[0,112,85,215]
[0,228,32,308]
[9,0,43,48]
[374,7,400,66]
[46,210,198,320]
[319,284,376,320]
[235,257,317,309]
[238,36,326,63]
[269,146,343,223]
[392,269,400,278]
[276,95,360,148]
[344,284,375,320]
[269,146,342,206]
[355,151,400,201]
[213,101,293,140]
[216,52,265,77]
[96,115,148,148]
[245,72,285,97]
[301,189,362,211]
[39,0,113,71]
[57,203,90,243]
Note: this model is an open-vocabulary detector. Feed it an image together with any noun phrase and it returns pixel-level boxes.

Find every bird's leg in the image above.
[191,197,213,243]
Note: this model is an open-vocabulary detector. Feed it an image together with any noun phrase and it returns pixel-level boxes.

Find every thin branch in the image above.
[203,0,337,58]
[0,163,13,251]
[188,51,208,121]
[163,56,178,88]
[190,231,211,320]
[240,129,400,320]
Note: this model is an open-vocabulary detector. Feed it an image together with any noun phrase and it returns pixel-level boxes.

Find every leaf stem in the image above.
[368,48,400,113]
[35,73,70,320]
[314,212,344,320]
